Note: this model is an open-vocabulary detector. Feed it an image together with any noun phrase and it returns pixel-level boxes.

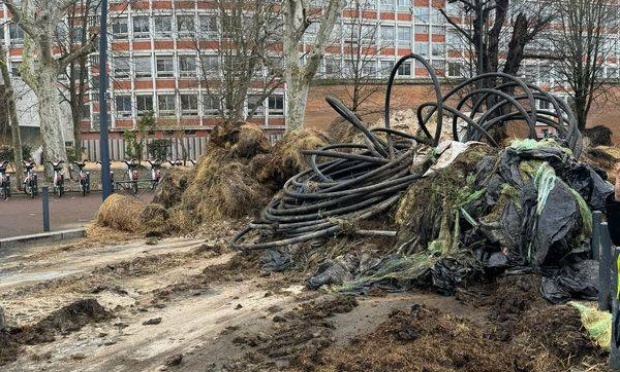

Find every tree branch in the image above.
[439,8,474,43]
[3,1,37,37]
[58,34,97,71]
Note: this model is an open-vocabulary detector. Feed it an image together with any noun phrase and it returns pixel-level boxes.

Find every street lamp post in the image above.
[99,0,111,200]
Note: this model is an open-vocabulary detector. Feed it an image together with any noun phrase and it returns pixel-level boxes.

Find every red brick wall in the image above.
[305,82,620,144]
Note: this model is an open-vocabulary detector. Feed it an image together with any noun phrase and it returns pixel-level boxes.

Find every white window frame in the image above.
[156,56,175,78]
[158,94,177,116]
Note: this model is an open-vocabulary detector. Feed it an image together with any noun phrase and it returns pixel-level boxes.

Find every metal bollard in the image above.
[592,211,602,260]
[41,186,50,232]
[611,247,620,371]
[601,222,613,311]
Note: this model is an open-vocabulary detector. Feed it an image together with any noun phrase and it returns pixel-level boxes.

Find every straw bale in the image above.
[96,194,147,232]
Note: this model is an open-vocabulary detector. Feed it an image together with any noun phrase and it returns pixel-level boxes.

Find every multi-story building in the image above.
[1,0,619,153]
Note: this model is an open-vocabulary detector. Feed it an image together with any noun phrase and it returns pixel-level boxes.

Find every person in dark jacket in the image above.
[608,165,620,246]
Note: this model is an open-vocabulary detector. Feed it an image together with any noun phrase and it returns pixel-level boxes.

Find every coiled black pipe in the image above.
[231,54,583,250]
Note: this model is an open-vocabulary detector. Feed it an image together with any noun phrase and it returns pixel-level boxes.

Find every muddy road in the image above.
[0,229,608,372]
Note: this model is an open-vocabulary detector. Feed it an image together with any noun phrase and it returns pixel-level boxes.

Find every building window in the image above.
[112,17,128,38]
[180,94,198,115]
[397,61,412,77]
[432,43,445,57]
[381,25,395,46]
[199,15,218,35]
[134,56,152,78]
[433,26,446,36]
[268,95,284,116]
[114,56,131,78]
[397,26,412,46]
[179,55,197,77]
[11,61,21,77]
[448,62,461,77]
[177,16,195,37]
[247,95,265,117]
[115,95,132,117]
[431,8,445,24]
[380,0,394,10]
[324,56,340,76]
[415,25,429,34]
[156,56,174,78]
[397,0,409,8]
[136,95,154,114]
[158,94,176,116]
[203,95,219,115]
[361,61,377,77]
[133,16,150,38]
[200,55,219,75]
[415,42,429,57]
[8,24,24,43]
[380,60,393,76]
[154,16,172,37]
[431,59,445,70]
[415,6,429,23]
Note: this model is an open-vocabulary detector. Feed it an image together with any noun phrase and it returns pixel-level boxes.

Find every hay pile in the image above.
[583,145,620,182]
[265,129,330,188]
[94,122,331,234]
[179,145,271,224]
[95,194,147,232]
[153,168,190,209]
[94,194,171,234]
[234,123,271,158]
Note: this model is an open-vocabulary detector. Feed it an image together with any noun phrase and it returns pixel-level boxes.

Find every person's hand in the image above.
[615,163,620,201]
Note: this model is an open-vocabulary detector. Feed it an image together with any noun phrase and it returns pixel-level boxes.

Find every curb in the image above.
[0,228,86,249]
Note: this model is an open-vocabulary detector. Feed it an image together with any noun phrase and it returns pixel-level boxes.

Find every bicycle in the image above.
[168,158,183,167]
[188,159,196,166]
[0,160,11,200]
[74,160,90,196]
[22,160,38,199]
[147,159,162,190]
[48,160,65,198]
[122,159,139,194]
[96,160,115,192]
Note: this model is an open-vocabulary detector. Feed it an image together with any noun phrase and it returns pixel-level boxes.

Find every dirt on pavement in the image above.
[0,224,610,372]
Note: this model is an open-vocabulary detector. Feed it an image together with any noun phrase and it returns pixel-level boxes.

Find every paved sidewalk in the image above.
[0,190,154,239]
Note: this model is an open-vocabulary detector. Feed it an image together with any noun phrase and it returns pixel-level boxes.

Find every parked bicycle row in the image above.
[0,158,195,199]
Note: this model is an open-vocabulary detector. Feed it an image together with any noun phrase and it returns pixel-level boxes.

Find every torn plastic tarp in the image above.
[308,140,611,303]
[541,259,599,304]
[260,249,295,272]
[309,252,483,296]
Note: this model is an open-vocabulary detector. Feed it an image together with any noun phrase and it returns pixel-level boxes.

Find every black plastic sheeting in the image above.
[306,145,612,303]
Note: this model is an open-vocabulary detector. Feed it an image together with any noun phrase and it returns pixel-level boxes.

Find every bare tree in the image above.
[194,0,283,124]
[0,41,24,180]
[548,0,619,131]
[338,0,384,113]
[440,0,552,83]
[56,0,102,158]
[3,0,97,176]
[283,0,346,132]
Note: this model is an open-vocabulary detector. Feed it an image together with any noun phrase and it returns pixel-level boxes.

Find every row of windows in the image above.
[111,93,285,118]
[109,54,276,79]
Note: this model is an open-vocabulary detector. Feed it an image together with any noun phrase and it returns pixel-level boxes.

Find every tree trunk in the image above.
[0,47,24,185]
[37,66,68,177]
[285,72,310,132]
